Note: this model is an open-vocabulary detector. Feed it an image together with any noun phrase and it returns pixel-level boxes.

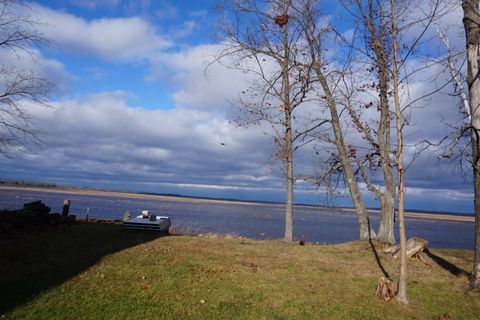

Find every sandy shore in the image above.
[341,207,474,222]
[0,185,280,207]
[0,185,474,222]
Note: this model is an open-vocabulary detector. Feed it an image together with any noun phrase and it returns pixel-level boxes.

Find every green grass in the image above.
[1,222,479,319]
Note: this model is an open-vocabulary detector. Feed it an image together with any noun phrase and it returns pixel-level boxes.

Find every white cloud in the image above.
[0,46,72,93]
[148,44,254,111]
[406,186,472,201]
[18,91,274,188]
[32,4,171,61]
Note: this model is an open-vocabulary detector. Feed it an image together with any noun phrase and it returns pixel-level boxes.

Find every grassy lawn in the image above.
[1,222,479,319]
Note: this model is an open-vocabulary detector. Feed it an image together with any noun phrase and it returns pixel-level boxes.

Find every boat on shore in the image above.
[122,210,171,232]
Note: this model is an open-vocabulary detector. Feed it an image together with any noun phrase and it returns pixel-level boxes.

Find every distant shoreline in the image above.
[0,185,474,223]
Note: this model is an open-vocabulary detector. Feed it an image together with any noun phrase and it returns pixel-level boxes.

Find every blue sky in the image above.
[0,0,474,214]
[40,0,218,108]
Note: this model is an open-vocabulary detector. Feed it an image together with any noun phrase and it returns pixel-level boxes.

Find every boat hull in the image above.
[123,215,171,232]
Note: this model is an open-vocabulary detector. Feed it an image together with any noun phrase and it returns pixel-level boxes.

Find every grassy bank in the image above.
[1,222,479,319]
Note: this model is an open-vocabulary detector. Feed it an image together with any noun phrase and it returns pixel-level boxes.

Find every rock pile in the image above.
[0,200,76,233]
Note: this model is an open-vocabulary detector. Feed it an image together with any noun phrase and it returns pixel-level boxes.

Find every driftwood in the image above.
[383,237,428,259]
[375,276,397,301]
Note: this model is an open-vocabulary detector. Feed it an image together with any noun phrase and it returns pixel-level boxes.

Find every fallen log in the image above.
[383,243,400,254]
[383,237,428,259]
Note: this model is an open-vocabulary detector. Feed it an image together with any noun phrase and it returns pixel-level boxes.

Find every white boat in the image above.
[123,210,171,232]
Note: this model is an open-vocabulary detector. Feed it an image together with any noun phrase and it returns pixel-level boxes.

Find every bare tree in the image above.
[341,0,398,244]
[326,0,452,301]
[0,0,51,155]
[390,0,408,304]
[339,0,454,246]
[292,0,377,240]
[286,0,399,243]
[215,0,315,242]
[462,0,480,290]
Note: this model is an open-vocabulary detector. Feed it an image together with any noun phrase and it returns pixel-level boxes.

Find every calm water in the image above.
[0,188,474,249]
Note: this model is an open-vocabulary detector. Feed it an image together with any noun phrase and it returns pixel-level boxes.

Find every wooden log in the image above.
[394,238,428,259]
[62,199,70,217]
[383,243,400,254]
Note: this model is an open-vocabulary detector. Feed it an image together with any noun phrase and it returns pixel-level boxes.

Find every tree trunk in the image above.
[391,0,408,304]
[463,0,480,290]
[283,17,294,244]
[377,86,396,245]
[378,120,396,245]
[284,105,294,243]
[378,193,396,244]
[317,71,376,240]
[365,2,396,244]
[396,171,408,304]
[471,130,480,289]
[373,31,396,245]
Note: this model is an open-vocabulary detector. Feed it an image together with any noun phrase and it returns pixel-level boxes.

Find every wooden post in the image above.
[62,199,70,217]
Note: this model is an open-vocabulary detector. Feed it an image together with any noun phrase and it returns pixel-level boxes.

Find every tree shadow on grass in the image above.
[0,222,166,314]
[424,249,469,277]
[368,238,391,279]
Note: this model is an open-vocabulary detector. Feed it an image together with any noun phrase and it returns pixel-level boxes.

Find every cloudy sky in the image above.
[0,0,474,214]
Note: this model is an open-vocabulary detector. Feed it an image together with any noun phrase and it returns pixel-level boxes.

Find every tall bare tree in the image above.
[292,0,378,240]
[349,0,447,301]
[336,0,401,244]
[215,0,314,242]
[0,0,51,155]
[340,0,453,246]
[462,0,480,290]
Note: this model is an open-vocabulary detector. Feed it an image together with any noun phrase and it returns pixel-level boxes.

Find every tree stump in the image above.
[375,276,397,301]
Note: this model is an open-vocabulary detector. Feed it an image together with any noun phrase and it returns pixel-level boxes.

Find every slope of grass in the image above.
[1,222,479,319]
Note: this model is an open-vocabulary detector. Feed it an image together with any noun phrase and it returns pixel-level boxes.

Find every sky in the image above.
[0,0,474,214]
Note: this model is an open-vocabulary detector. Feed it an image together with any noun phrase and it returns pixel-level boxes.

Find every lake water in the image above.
[0,188,474,249]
